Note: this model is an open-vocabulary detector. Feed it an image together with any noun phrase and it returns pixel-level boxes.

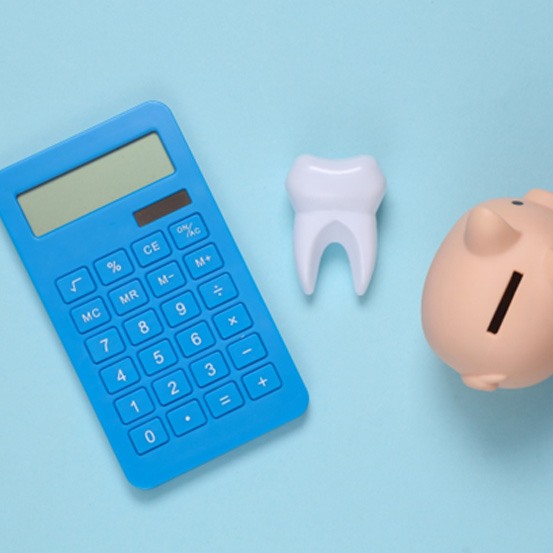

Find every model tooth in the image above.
[286,155,386,296]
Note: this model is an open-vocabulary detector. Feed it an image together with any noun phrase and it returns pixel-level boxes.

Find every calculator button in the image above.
[205,382,244,418]
[152,370,192,405]
[100,358,139,394]
[115,388,154,424]
[176,322,215,357]
[109,280,148,315]
[213,303,252,339]
[86,328,125,363]
[184,244,223,279]
[129,418,169,455]
[138,340,177,376]
[124,310,163,345]
[146,261,185,297]
[94,250,134,285]
[132,232,171,267]
[161,291,200,327]
[228,334,267,369]
[56,268,96,304]
[190,351,230,387]
[169,214,209,249]
[167,401,207,436]
[199,273,238,309]
[71,297,111,333]
[243,364,281,400]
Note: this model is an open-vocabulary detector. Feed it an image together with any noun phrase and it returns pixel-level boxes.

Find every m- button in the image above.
[132,232,171,267]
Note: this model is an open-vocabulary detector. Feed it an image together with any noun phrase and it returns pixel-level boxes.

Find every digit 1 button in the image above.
[100,358,139,394]
[190,351,230,387]
[242,364,282,400]
[115,388,154,424]
[129,419,169,455]
[167,401,207,436]
[86,328,125,363]
[56,267,96,303]
[152,370,192,405]
[94,249,134,285]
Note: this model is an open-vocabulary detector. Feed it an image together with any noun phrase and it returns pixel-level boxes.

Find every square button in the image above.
[132,232,171,267]
[204,382,244,418]
[57,268,96,303]
[129,419,169,455]
[167,401,207,436]
[243,364,281,400]
[94,250,134,285]
[213,303,252,339]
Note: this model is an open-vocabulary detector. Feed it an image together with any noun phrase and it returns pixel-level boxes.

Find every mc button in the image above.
[71,297,110,333]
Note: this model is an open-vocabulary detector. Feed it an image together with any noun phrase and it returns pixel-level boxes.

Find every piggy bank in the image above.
[422,189,553,391]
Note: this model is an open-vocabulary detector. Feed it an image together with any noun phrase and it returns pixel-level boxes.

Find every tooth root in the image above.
[286,155,386,296]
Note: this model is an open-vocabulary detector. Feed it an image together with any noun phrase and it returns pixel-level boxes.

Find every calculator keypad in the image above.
[60,216,285,458]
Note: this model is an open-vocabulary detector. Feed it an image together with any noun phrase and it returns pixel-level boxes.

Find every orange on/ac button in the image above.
[132,231,171,267]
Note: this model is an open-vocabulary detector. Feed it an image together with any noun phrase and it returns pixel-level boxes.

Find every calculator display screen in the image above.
[18,133,175,236]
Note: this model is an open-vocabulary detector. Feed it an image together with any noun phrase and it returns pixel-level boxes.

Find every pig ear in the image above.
[464,206,520,255]
[524,189,553,211]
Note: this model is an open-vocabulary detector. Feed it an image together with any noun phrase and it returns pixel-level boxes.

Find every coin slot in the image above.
[487,271,523,334]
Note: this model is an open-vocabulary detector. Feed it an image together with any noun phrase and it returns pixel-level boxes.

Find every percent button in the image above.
[95,249,134,285]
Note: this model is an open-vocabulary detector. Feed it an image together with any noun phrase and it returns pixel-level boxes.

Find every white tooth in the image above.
[286,155,386,296]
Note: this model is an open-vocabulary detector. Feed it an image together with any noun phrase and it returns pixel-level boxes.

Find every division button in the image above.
[199,273,238,309]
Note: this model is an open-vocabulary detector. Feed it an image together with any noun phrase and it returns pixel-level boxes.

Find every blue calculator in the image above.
[0,101,308,489]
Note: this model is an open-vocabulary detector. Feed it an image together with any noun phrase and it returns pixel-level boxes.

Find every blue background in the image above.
[2,1,553,551]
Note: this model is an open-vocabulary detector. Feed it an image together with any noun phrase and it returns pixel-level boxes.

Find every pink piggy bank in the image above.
[422,189,553,391]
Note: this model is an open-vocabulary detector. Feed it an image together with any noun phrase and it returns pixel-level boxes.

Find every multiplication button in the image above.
[213,303,252,339]
[57,268,95,303]
[169,214,208,249]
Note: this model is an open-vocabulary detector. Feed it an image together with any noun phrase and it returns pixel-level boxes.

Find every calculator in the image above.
[0,101,309,489]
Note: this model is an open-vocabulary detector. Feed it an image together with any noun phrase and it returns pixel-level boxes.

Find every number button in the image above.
[86,328,125,363]
[176,322,215,357]
[138,340,177,376]
[199,273,238,309]
[108,280,148,315]
[94,250,134,285]
[71,297,111,333]
[57,268,96,303]
[243,364,281,400]
[213,303,252,339]
[115,388,154,424]
[152,370,192,405]
[228,334,267,369]
[129,419,169,455]
[169,214,208,249]
[132,232,171,267]
[124,310,163,345]
[190,352,230,387]
[204,382,244,418]
[161,291,200,327]
[146,261,185,297]
[100,358,139,394]
[167,401,207,436]
[184,244,223,279]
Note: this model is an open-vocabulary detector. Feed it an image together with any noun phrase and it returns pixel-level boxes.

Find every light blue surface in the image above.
[2,0,553,550]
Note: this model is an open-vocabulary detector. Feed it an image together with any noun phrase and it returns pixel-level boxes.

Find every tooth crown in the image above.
[285,155,386,212]
[285,154,386,296]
